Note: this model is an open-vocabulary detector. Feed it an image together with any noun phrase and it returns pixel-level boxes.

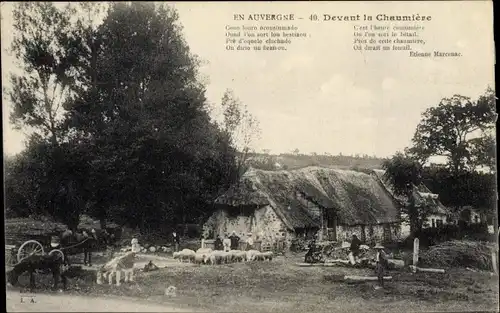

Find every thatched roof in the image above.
[215,167,401,229]
[371,169,449,215]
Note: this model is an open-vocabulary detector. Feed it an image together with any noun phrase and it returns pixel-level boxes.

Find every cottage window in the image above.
[436,219,443,227]
[431,219,435,228]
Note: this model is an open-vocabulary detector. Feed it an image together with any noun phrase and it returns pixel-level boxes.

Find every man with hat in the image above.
[374,243,388,289]
[246,233,254,251]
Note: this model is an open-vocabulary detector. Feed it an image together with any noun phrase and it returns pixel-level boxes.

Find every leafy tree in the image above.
[408,87,496,174]
[6,3,93,229]
[220,89,261,177]
[65,3,237,231]
[8,2,80,145]
[382,152,426,237]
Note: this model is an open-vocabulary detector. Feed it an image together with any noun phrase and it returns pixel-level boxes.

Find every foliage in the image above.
[382,152,425,237]
[408,87,496,173]
[220,89,261,177]
[422,167,496,212]
[8,2,80,145]
[4,138,90,230]
[413,224,494,247]
[6,2,238,232]
[63,2,237,230]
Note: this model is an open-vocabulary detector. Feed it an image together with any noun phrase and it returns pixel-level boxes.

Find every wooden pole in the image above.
[345,275,392,281]
[412,237,419,272]
[492,251,498,274]
[416,267,445,273]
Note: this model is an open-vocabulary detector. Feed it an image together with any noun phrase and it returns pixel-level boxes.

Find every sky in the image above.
[1,1,495,158]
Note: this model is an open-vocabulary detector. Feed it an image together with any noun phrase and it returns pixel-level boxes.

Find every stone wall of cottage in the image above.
[336,223,402,244]
[202,205,292,249]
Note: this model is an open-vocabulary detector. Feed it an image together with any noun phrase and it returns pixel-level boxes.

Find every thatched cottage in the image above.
[372,169,450,236]
[202,166,404,249]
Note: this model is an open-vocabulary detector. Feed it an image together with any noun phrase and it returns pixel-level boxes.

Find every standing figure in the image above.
[214,235,223,251]
[223,234,231,252]
[349,234,362,265]
[131,238,140,253]
[229,231,240,251]
[246,233,254,251]
[172,231,180,252]
[374,243,388,289]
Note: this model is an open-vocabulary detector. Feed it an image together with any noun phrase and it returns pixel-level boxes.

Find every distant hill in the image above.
[244,152,386,171]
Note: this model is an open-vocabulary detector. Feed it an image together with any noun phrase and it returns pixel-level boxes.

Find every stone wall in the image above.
[336,223,402,244]
[202,205,293,249]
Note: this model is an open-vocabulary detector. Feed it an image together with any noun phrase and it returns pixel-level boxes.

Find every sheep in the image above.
[173,251,180,261]
[253,252,266,261]
[261,251,273,261]
[196,248,212,265]
[196,248,212,254]
[194,253,205,264]
[229,250,247,262]
[246,249,261,262]
[207,251,229,265]
[173,249,196,263]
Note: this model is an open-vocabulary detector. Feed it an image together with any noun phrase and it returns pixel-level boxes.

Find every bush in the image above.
[413,224,494,247]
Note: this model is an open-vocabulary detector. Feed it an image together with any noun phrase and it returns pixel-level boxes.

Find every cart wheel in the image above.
[49,249,65,263]
[17,240,45,262]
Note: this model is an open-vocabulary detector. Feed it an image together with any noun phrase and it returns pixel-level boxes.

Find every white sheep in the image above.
[173,249,196,263]
[207,251,230,265]
[229,250,246,262]
[196,248,212,264]
[194,253,205,264]
[261,251,273,261]
[173,251,180,261]
[246,249,261,262]
[196,248,212,254]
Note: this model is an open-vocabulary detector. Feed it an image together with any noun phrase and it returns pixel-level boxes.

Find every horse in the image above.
[7,253,68,291]
[58,228,109,266]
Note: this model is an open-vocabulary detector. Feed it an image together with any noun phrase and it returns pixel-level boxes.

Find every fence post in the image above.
[492,250,498,274]
[412,238,419,273]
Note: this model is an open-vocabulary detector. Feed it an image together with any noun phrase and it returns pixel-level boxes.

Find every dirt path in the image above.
[6,291,200,312]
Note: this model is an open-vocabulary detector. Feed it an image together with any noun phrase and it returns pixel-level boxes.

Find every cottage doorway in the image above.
[383,224,391,242]
[325,210,337,241]
[360,225,366,242]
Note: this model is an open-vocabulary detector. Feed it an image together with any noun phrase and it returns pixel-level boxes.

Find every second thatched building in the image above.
[202,166,404,250]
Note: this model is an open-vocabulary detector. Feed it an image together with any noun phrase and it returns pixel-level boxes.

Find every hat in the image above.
[360,244,370,250]
[374,244,384,249]
[232,231,236,234]
[247,233,252,236]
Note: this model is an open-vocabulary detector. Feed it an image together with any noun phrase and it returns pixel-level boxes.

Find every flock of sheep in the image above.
[173,248,274,265]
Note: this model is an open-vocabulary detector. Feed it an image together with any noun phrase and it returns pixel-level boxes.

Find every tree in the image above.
[408,87,496,174]
[220,89,261,177]
[8,2,80,145]
[65,3,237,231]
[6,3,93,229]
[382,152,426,238]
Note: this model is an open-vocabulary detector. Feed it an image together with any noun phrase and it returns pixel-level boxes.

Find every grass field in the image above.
[7,253,499,313]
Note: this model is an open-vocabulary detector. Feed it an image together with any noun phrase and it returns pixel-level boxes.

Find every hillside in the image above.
[245,152,386,171]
